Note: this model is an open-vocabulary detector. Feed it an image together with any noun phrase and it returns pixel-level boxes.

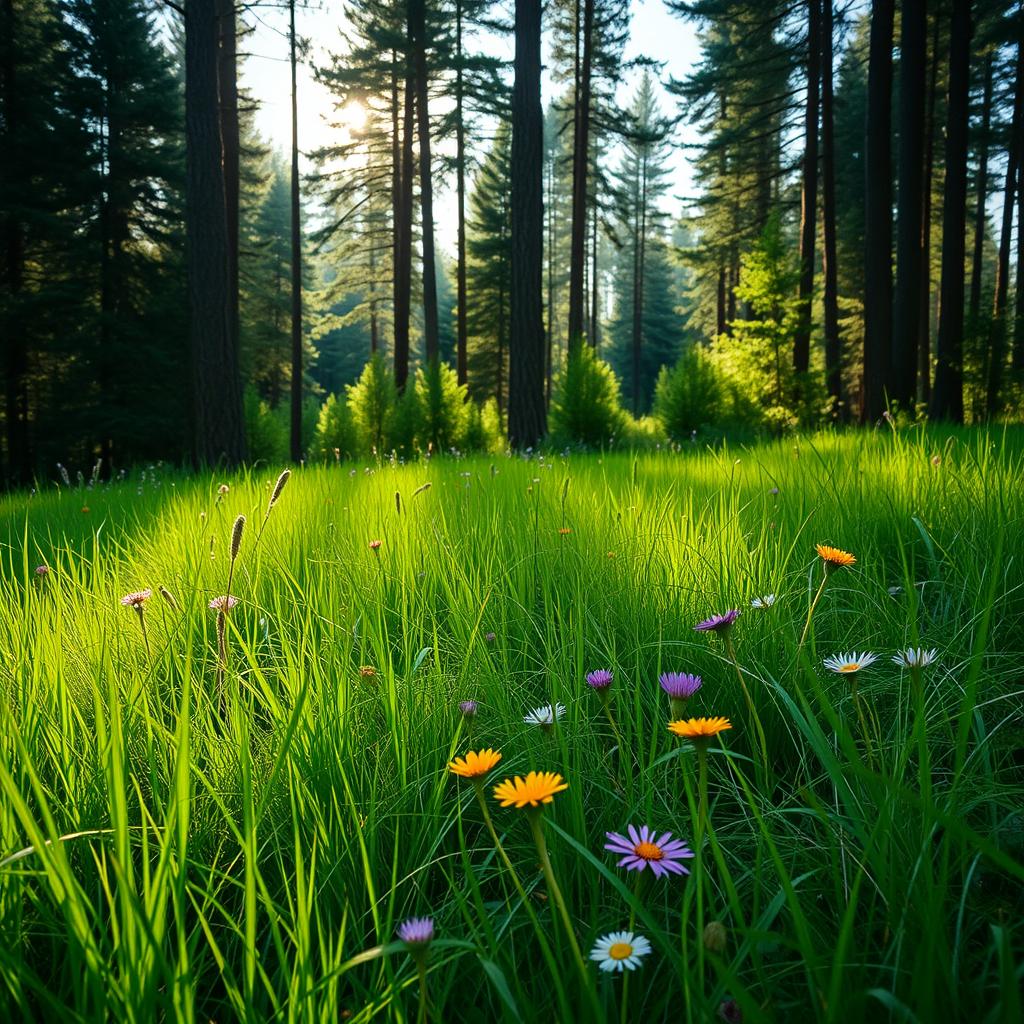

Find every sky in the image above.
[242,0,703,255]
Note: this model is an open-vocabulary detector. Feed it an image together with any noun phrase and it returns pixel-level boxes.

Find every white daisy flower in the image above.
[750,594,777,609]
[823,651,879,675]
[523,703,566,728]
[589,930,652,973]
[892,648,938,669]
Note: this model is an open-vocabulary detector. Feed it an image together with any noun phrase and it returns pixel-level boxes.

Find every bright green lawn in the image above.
[0,428,1022,1023]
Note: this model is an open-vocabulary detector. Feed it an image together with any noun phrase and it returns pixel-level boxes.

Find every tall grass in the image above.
[0,427,1021,1022]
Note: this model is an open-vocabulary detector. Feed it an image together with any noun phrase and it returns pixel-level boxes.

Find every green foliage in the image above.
[414,361,470,454]
[549,346,628,448]
[243,387,289,464]
[653,345,723,439]
[346,353,397,455]
[309,393,359,462]
[462,398,504,454]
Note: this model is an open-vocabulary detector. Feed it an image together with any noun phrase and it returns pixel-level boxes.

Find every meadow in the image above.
[0,427,1022,1023]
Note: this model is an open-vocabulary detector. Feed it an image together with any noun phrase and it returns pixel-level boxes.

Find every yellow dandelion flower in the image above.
[667,716,733,740]
[448,748,502,779]
[816,544,856,569]
[493,771,568,808]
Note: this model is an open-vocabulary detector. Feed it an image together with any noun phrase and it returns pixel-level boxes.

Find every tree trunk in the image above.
[590,194,599,350]
[985,36,1022,417]
[820,0,843,420]
[216,0,239,399]
[891,0,927,409]
[566,0,593,355]
[968,54,993,324]
[861,0,894,423]
[186,0,245,466]
[410,0,439,365]
[2,0,31,484]
[394,59,415,391]
[289,0,302,462]
[508,0,546,447]
[929,0,971,422]
[390,54,401,354]
[918,8,942,404]
[455,0,468,385]
[793,0,820,381]
[546,147,554,405]
[1015,133,1024,376]
[631,153,641,416]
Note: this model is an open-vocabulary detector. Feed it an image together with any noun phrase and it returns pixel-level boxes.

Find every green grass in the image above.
[0,426,1022,1023]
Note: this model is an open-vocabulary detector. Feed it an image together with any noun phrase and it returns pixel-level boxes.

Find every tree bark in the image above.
[985,36,1022,417]
[820,0,843,420]
[455,0,468,385]
[793,0,820,381]
[929,0,971,422]
[289,0,302,461]
[861,0,894,423]
[891,0,927,409]
[186,0,245,466]
[216,0,239,399]
[918,8,941,404]
[566,0,593,355]
[508,0,546,447]
[968,54,993,325]
[1015,130,1024,376]
[410,0,439,365]
[394,58,415,391]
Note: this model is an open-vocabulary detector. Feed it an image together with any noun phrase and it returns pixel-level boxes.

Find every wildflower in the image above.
[397,917,434,949]
[585,669,614,692]
[218,483,230,495]
[81,506,90,514]
[668,716,733,742]
[459,699,479,717]
[694,609,740,634]
[931,454,941,467]
[892,648,938,669]
[823,651,878,675]
[120,589,152,608]
[559,527,572,535]
[703,921,727,953]
[604,825,694,877]
[750,594,776,609]
[493,771,568,808]
[448,748,501,779]
[769,486,780,496]
[589,931,652,973]
[659,672,702,700]
[816,544,856,571]
[484,631,496,643]
[369,539,382,551]
[607,551,616,559]
[35,565,49,577]
[208,595,239,612]
[523,703,566,730]
[718,999,743,1023]
[359,665,377,679]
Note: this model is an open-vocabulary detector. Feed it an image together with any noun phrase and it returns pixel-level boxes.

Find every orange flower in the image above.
[493,771,568,808]
[667,716,733,741]
[815,544,856,569]
[448,748,502,780]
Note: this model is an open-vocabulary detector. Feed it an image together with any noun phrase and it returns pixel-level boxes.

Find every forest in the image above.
[1,0,1021,483]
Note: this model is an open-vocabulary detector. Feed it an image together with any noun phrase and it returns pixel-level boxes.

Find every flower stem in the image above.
[724,635,768,778]
[798,572,829,651]
[416,958,428,1024]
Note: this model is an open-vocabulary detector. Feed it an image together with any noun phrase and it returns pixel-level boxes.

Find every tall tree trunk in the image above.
[891,0,927,409]
[546,148,554,405]
[861,0,894,423]
[968,54,993,324]
[918,8,941,404]
[390,54,401,354]
[289,0,302,462]
[1015,135,1024,375]
[566,0,593,355]
[410,0,438,365]
[216,0,239,399]
[186,0,245,466]
[394,61,415,391]
[793,0,820,381]
[508,0,546,447]
[820,0,844,420]
[455,0,468,385]
[985,36,1022,417]
[631,155,641,416]
[590,195,599,350]
[2,0,31,484]
[929,0,971,422]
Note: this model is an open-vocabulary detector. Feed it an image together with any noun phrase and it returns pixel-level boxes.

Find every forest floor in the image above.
[0,427,1022,1022]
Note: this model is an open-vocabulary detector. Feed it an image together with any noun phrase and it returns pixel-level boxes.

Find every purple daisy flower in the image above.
[585,669,614,691]
[659,672,702,699]
[694,609,740,634]
[604,825,695,878]
[397,916,434,947]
